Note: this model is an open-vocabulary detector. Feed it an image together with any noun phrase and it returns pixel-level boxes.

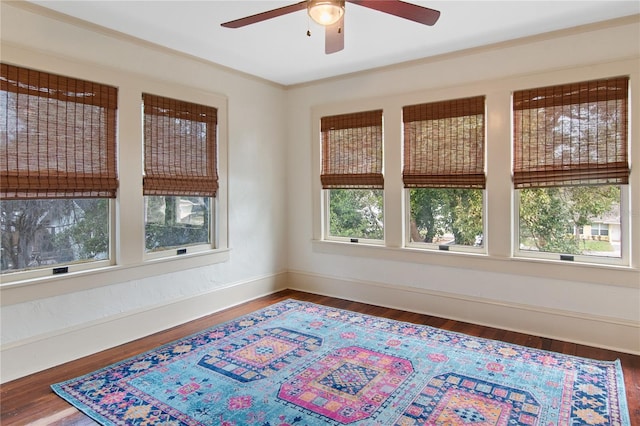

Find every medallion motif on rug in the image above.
[51,300,631,426]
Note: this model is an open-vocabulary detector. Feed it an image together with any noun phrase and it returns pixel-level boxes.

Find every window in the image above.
[1,64,117,275]
[513,77,629,263]
[142,93,218,254]
[403,96,485,250]
[590,223,609,237]
[321,110,384,241]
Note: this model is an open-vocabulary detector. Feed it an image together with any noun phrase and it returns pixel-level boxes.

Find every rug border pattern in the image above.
[50,298,631,426]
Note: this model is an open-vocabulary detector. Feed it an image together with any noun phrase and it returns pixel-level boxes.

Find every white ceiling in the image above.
[27,0,640,86]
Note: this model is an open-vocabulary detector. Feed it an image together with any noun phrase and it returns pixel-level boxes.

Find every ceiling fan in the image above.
[221,0,440,54]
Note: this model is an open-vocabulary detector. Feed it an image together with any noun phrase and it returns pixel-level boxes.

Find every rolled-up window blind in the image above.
[513,77,629,189]
[320,109,384,189]
[143,93,218,197]
[1,63,118,199]
[403,96,485,189]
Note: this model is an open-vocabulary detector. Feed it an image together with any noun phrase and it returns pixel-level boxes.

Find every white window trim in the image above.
[513,186,630,267]
[0,51,229,303]
[322,189,386,245]
[0,199,117,282]
[138,89,227,263]
[143,193,218,261]
[312,60,638,289]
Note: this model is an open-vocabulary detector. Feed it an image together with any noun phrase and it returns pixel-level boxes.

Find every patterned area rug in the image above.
[52,299,630,425]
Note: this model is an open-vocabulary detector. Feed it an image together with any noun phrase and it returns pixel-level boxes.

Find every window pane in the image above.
[518,186,621,258]
[1,199,109,273]
[409,188,483,247]
[328,189,383,240]
[145,196,210,252]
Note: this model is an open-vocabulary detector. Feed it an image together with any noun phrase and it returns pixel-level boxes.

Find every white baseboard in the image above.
[3,270,637,384]
[0,272,288,384]
[287,270,640,356]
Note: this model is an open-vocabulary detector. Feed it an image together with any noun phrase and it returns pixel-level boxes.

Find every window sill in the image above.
[311,239,639,288]
[0,248,230,306]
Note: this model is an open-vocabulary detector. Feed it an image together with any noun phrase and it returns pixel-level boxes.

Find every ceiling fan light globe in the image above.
[308,0,345,26]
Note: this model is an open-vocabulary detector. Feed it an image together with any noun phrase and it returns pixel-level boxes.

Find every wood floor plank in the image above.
[1,289,638,425]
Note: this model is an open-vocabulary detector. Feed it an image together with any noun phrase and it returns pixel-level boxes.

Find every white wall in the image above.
[1,3,638,383]
[286,17,640,353]
[0,3,289,382]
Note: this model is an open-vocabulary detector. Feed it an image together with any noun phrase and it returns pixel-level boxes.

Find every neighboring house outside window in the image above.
[589,223,610,238]
[580,203,619,242]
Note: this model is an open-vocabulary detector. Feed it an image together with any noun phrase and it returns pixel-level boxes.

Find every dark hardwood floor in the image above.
[2,289,639,425]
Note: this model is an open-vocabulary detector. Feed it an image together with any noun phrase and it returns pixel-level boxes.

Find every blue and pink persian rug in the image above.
[52,299,630,425]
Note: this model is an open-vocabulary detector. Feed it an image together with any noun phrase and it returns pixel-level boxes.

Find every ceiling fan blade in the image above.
[325,17,345,54]
[221,1,307,28]
[347,0,440,26]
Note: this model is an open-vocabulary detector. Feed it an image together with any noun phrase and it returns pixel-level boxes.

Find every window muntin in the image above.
[513,77,629,264]
[143,94,217,254]
[321,110,384,241]
[403,96,485,251]
[0,64,117,276]
[590,223,609,237]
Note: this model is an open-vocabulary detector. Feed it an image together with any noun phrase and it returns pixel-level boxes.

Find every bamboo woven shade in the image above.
[513,76,629,189]
[143,94,218,197]
[403,96,485,189]
[320,110,384,189]
[0,63,118,199]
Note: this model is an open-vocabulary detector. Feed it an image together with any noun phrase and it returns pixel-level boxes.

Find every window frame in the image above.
[143,195,216,260]
[141,93,220,259]
[311,62,637,288]
[511,76,631,267]
[513,185,630,267]
[0,199,116,282]
[0,56,229,291]
[323,188,386,245]
[401,96,487,254]
[404,188,487,254]
[0,63,119,280]
[319,108,386,244]
[135,85,228,267]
